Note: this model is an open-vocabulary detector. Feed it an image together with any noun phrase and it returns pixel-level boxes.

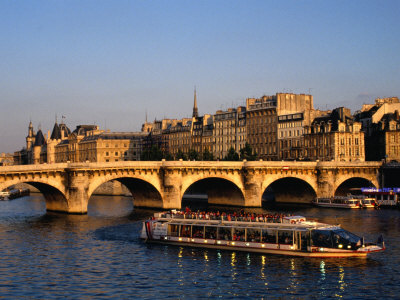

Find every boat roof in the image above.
[155,217,340,232]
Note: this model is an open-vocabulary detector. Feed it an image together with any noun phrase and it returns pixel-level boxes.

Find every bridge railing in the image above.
[0,160,383,173]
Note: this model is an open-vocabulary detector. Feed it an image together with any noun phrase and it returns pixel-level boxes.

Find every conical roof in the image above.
[34,130,45,146]
[50,123,61,140]
[50,122,71,140]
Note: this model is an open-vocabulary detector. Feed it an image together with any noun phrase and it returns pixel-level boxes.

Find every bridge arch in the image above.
[87,174,163,208]
[261,176,317,204]
[334,176,377,196]
[182,177,245,207]
[0,179,68,212]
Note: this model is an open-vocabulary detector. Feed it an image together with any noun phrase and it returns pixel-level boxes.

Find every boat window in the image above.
[300,231,309,250]
[233,228,245,241]
[246,228,261,242]
[332,229,361,248]
[311,230,332,247]
[261,229,277,243]
[168,224,179,237]
[192,225,204,238]
[218,227,232,240]
[205,226,217,239]
[180,225,191,237]
[278,230,293,244]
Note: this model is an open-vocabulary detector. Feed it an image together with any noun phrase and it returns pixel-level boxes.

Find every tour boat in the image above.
[360,197,377,208]
[140,211,385,258]
[312,195,362,209]
[0,188,30,201]
[361,188,400,208]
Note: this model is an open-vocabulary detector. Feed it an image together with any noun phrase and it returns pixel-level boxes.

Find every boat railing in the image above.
[158,211,290,224]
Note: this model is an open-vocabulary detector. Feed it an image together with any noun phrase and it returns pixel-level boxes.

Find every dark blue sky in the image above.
[1,0,399,153]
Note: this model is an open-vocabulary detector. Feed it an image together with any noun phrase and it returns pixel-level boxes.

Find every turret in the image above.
[26,121,35,151]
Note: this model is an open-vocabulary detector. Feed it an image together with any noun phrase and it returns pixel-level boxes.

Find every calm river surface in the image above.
[0,195,399,299]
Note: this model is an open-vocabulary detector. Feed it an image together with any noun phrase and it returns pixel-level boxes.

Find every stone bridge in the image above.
[0,161,382,214]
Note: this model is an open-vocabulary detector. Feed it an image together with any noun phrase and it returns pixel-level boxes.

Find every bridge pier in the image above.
[243,181,262,207]
[316,169,335,198]
[162,172,182,209]
[65,171,90,214]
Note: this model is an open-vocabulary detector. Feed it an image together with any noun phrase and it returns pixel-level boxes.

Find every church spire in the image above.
[192,86,198,118]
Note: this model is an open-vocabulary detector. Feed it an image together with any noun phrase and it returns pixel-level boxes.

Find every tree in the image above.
[188,149,199,161]
[176,149,187,160]
[223,147,240,161]
[202,148,214,161]
[141,145,163,161]
[240,142,257,161]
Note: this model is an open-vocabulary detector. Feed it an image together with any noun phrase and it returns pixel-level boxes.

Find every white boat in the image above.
[312,195,362,209]
[362,188,400,208]
[361,197,377,208]
[140,211,385,258]
[0,191,10,200]
[0,188,30,201]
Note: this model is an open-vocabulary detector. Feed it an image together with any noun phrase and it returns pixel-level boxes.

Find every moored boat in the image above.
[141,211,385,258]
[0,188,30,201]
[361,197,378,208]
[362,188,400,208]
[312,195,362,209]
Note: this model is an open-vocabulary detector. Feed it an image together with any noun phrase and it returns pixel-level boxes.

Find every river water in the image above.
[0,195,399,299]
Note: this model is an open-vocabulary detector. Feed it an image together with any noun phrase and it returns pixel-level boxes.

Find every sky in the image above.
[0,0,399,153]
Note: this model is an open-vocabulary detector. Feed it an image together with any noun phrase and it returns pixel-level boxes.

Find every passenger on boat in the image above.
[164,210,292,224]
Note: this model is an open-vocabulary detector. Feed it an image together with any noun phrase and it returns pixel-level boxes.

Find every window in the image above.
[115,152,118,156]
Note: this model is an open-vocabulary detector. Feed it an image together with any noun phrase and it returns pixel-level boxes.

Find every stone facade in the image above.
[0,153,14,166]
[368,112,400,162]
[304,107,365,162]
[245,93,316,160]
[15,122,147,164]
[213,107,246,160]
[355,97,400,161]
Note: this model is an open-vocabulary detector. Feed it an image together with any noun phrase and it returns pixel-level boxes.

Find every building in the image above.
[367,111,400,162]
[303,107,365,162]
[14,120,148,164]
[213,106,246,160]
[0,153,14,166]
[78,132,147,162]
[355,97,400,161]
[246,95,277,160]
[166,118,192,159]
[246,93,316,160]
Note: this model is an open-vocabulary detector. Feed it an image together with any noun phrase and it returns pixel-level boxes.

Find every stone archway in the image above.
[182,177,245,207]
[88,176,164,208]
[263,177,317,204]
[335,177,376,196]
[1,181,69,213]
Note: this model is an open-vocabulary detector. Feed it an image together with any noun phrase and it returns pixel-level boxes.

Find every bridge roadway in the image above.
[0,160,382,214]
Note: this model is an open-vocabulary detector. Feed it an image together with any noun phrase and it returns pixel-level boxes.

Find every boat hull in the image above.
[144,239,375,258]
[313,203,360,209]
